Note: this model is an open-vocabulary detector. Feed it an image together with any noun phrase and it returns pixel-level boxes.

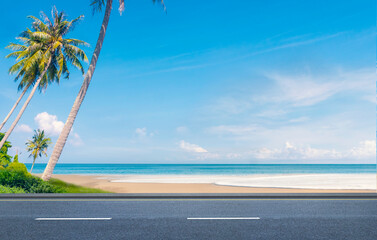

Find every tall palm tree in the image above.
[26,129,51,173]
[42,0,165,180]
[0,8,88,150]
[0,41,55,132]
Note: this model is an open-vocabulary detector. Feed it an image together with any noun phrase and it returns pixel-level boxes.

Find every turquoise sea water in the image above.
[25,164,376,175]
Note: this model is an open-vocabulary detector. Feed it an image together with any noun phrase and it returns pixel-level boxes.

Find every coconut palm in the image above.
[42,0,165,180]
[1,47,53,132]
[26,129,51,173]
[0,8,88,150]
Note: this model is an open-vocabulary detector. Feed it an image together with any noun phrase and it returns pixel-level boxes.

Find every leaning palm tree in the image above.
[0,42,53,132]
[26,129,51,173]
[0,8,88,150]
[0,46,53,132]
[42,0,165,180]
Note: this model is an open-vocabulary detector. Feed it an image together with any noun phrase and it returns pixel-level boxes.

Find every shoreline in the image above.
[35,174,376,193]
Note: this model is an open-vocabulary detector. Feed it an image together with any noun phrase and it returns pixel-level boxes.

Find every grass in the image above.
[48,178,111,193]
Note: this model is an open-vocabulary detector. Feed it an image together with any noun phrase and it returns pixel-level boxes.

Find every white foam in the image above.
[107,174,376,190]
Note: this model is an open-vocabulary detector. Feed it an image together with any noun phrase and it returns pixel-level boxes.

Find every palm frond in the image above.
[40,11,53,28]
[30,31,52,41]
[23,49,43,71]
[63,44,88,62]
[5,50,24,59]
[63,47,85,74]
[8,58,28,74]
[64,38,90,47]
[57,53,69,79]
[28,15,50,33]
[6,43,27,51]
[90,0,106,14]
[59,15,84,36]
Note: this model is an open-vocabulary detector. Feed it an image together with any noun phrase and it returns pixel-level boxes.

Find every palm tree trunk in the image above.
[41,0,113,181]
[0,61,51,150]
[0,84,30,132]
[30,156,37,173]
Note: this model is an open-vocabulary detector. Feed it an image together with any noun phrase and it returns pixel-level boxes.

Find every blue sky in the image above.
[0,0,375,164]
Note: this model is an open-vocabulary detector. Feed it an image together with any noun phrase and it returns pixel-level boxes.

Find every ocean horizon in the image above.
[25,163,377,175]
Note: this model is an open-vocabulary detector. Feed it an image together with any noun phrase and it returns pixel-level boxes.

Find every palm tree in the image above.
[26,130,51,173]
[0,44,54,132]
[42,0,165,180]
[0,8,88,150]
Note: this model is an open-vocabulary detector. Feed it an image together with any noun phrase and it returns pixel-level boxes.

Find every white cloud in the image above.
[34,112,83,146]
[275,77,336,106]
[179,140,208,153]
[264,68,375,107]
[68,133,83,146]
[15,124,32,133]
[34,112,64,136]
[348,140,376,159]
[250,142,342,160]
[207,68,375,119]
[135,127,156,138]
[135,127,147,137]
[206,105,374,150]
[234,140,376,161]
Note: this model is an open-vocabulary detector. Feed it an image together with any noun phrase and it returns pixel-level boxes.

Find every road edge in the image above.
[0,193,376,199]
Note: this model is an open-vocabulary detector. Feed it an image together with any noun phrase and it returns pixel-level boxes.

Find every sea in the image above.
[25,164,376,175]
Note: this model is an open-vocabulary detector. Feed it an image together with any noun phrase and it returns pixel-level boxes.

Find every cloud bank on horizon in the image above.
[0,0,375,164]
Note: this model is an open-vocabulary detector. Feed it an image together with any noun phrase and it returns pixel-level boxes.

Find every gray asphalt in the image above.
[0,198,376,240]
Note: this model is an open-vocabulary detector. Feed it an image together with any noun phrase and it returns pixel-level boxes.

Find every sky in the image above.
[0,0,375,164]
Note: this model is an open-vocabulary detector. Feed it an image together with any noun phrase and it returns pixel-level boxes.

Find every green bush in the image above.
[0,185,25,193]
[0,169,63,193]
[6,162,28,173]
[29,180,64,193]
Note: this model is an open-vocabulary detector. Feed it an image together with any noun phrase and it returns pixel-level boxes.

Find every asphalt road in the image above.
[0,197,376,240]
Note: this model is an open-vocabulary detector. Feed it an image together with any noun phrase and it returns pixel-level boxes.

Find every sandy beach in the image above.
[38,174,377,193]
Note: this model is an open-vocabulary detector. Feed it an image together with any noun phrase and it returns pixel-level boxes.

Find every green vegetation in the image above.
[0,168,109,193]
[26,129,51,173]
[0,168,63,193]
[0,164,109,194]
[0,133,12,167]
[48,178,110,193]
[0,185,25,193]
[0,136,108,193]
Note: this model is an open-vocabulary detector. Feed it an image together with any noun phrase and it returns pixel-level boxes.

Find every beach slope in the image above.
[40,174,376,193]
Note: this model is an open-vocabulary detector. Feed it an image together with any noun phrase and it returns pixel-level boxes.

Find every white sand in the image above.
[108,174,376,190]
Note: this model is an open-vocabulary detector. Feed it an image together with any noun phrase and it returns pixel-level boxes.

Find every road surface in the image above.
[0,195,376,240]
